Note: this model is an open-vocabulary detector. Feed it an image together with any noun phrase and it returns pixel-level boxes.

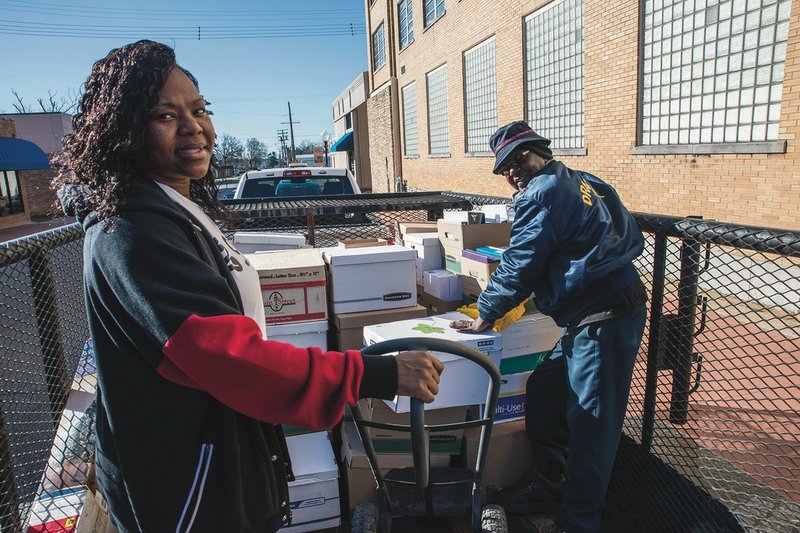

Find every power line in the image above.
[0,20,365,40]
[0,0,363,19]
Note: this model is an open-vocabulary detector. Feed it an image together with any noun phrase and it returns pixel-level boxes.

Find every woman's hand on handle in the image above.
[395,351,444,403]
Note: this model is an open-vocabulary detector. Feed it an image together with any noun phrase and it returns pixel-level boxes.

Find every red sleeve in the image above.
[158,313,364,430]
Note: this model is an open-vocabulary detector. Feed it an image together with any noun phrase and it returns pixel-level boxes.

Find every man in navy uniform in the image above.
[453,121,647,532]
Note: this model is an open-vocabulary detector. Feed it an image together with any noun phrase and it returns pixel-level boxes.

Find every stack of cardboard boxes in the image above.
[323,244,427,351]
[237,217,565,514]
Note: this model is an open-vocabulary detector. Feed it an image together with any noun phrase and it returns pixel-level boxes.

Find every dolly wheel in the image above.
[481,504,508,532]
[351,502,379,533]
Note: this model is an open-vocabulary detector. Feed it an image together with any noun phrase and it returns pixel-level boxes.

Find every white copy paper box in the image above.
[233,232,306,253]
[405,232,443,285]
[282,432,341,532]
[363,312,501,412]
[266,320,328,350]
[248,248,327,324]
[323,245,417,314]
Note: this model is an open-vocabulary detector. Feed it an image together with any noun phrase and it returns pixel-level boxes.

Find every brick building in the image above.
[362,0,800,229]
[0,113,72,224]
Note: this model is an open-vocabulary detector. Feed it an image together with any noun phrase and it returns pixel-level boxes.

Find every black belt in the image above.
[569,278,647,330]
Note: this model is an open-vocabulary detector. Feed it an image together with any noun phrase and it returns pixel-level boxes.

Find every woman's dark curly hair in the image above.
[53,40,222,228]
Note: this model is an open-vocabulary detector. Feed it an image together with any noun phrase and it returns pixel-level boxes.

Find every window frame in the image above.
[426,64,450,156]
[524,0,587,155]
[463,36,497,156]
[398,0,414,50]
[402,81,420,157]
[633,0,790,155]
[372,23,387,72]
[423,0,445,28]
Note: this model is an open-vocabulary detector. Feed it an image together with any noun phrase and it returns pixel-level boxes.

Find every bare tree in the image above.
[244,138,268,170]
[295,139,321,154]
[11,89,78,113]
[214,133,244,167]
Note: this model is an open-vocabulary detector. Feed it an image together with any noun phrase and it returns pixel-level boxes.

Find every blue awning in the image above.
[330,131,354,152]
[0,137,50,171]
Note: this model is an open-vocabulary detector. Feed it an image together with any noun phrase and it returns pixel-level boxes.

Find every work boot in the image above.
[495,472,566,515]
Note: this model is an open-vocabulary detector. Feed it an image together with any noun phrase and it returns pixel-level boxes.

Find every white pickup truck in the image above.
[232,165,361,199]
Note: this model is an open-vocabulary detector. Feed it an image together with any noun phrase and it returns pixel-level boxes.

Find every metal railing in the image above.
[0,192,797,532]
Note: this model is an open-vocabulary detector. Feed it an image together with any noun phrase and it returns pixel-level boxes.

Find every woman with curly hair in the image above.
[54,40,443,532]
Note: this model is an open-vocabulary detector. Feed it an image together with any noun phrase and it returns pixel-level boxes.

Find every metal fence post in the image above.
[642,231,668,450]
[669,236,702,424]
[29,247,69,427]
[0,409,22,532]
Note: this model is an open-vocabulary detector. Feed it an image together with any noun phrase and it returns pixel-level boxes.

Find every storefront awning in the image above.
[0,137,50,171]
[330,131,354,152]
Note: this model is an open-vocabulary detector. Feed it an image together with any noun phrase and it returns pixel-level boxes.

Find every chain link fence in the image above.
[0,192,797,532]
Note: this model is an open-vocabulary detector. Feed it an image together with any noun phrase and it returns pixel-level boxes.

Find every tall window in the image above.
[424,0,445,27]
[464,37,497,154]
[427,65,449,155]
[402,82,419,156]
[641,0,791,145]
[525,0,584,150]
[372,23,386,71]
[399,0,414,50]
[0,170,23,216]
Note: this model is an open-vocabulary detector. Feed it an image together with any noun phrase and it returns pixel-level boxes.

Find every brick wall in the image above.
[0,118,15,137]
[19,166,58,217]
[366,85,396,193]
[366,0,800,229]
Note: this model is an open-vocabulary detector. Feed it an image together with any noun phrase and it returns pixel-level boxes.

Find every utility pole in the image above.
[282,102,299,163]
[276,129,288,166]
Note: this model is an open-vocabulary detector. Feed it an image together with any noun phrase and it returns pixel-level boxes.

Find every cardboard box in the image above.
[248,249,327,324]
[396,220,438,238]
[437,221,511,274]
[282,432,340,532]
[266,320,328,350]
[498,313,562,374]
[460,256,500,290]
[404,232,443,284]
[460,275,483,302]
[495,371,530,424]
[357,399,466,454]
[417,287,463,316]
[422,269,462,301]
[463,419,532,500]
[323,246,417,314]
[329,304,428,351]
[339,421,451,509]
[363,312,501,412]
[337,238,390,248]
[233,232,306,253]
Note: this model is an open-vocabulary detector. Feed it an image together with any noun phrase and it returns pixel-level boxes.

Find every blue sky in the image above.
[0,0,368,151]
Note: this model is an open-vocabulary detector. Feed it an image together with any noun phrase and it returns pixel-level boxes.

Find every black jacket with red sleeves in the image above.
[77,178,396,532]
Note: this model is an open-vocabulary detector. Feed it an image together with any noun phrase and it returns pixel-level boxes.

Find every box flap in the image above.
[333,305,427,330]
[247,248,325,271]
[322,245,417,266]
[266,319,329,336]
[286,432,338,484]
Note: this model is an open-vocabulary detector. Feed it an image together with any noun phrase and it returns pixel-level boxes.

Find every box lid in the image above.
[266,319,329,336]
[233,232,306,245]
[286,432,338,484]
[462,249,500,264]
[362,312,501,360]
[333,304,427,330]
[247,247,325,271]
[322,245,416,266]
[404,232,440,246]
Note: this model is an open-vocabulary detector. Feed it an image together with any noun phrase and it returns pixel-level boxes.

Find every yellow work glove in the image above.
[456,298,529,332]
